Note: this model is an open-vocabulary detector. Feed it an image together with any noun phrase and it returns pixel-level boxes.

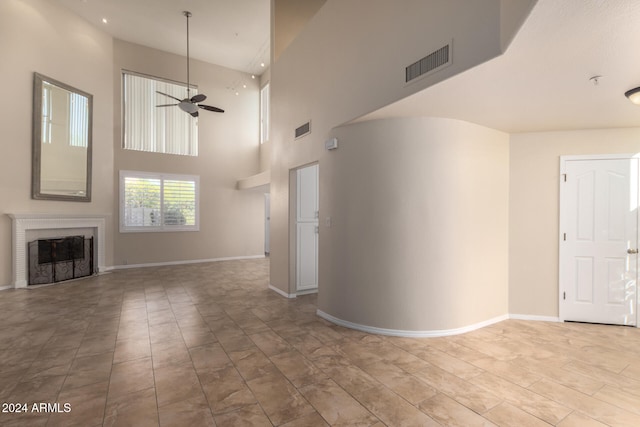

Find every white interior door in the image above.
[296,164,319,291]
[560,156,638,325]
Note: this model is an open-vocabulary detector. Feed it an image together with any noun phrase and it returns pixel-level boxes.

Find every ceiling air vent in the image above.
[295,121,311,139]
[405,43,451,83]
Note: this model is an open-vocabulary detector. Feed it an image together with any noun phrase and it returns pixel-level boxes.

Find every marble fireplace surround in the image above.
[8,213,107,288]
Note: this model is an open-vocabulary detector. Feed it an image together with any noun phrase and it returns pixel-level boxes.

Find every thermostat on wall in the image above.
[325,137,338,150]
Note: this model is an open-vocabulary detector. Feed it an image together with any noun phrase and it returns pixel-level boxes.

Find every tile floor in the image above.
[1,258,640,426]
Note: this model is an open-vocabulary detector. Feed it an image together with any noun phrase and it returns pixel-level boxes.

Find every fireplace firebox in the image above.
[28,236,94,285]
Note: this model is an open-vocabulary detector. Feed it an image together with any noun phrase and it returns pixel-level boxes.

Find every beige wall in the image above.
[322,118,509,331]
[269,0,535,322]
[0,1,264,286]
[272,0,327,61]
[500,0,537,51]
[0,0,114,286]
[509,128,640,317]
[112,40,264,266]
[270,0,510,296]
[259,68,271,173]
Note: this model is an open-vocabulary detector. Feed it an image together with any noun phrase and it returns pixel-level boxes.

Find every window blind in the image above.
[41,85,52,144]
[123,72,198,156]
[163,180,196,226]
[260,83,270,144]
[120,171,199,232]
[123,176,161,227]
[69,92,89,147]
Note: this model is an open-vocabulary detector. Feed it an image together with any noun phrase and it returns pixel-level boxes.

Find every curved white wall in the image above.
[319,117,509,334]
[269,0,534,298]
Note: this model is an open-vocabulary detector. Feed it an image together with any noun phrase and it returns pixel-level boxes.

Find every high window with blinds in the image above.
[122,71,198,156]
[119,170,199,232]
[260,83,269,144]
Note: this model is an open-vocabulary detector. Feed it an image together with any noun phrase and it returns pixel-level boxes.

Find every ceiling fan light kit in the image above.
[156,11,224,117]
[625,86,640,105]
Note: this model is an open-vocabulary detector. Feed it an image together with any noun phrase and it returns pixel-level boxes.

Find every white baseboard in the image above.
[509,314,560,322]
[268,284,296,298]
[112,254,265,270]
[268,285,318,298]
[0,285,12,291]
[316,310,509,338]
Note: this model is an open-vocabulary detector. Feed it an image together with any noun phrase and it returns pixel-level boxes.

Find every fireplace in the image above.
[28,236,94,285]
[8,214,107,288]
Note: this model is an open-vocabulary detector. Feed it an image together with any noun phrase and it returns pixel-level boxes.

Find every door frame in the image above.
[558,153,639,326]
[264,193,270,255]
[289,162,319,296]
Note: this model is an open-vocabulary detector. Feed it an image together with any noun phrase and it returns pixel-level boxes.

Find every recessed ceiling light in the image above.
[242,84,246,89]
[260,62,265,68]
[251,75,255,79]
[102,18,108,24]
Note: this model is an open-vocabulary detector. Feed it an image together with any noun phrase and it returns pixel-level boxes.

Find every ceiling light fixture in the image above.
[625,87,640,105]
[101,18,108,24]
[155,11,224,117]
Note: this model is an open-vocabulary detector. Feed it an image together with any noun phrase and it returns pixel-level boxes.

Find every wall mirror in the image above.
[32,72,92,202]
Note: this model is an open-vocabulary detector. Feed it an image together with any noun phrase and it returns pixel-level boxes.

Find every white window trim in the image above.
[260,82,270,144]
[119,170,200,233]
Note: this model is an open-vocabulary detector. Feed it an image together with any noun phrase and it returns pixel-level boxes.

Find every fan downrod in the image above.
[155,10,225,115]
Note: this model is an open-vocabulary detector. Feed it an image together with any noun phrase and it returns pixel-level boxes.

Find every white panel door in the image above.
[296,164,319,291]
[560,157,638,325]
[297,165,319,222]
[297,223,318,290]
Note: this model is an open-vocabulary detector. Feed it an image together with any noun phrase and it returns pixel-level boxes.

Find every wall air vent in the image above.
[405,43,451,83]
[295,121,311,139]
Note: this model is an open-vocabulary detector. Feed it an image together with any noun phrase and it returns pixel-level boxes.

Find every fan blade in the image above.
[156,91,182,102]
[156,104,178,107]
[199,104,225,113]
[190,111,199,117]
[190,94,207,103]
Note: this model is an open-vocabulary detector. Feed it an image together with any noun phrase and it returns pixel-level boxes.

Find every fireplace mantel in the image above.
[8,213,108,288]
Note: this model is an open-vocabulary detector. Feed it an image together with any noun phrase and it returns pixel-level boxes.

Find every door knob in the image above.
[628,248,639,254]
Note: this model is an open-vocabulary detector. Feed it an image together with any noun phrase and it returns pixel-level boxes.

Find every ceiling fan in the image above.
[156,11,224,117]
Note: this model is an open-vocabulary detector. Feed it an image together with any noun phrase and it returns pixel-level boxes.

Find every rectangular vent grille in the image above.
[405,44,451,83]
[295,121,311,139]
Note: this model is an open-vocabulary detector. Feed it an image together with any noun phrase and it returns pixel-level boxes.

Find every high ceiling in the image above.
[52,0,270,76]
[52,0,640,133]
[358,0,640,133]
